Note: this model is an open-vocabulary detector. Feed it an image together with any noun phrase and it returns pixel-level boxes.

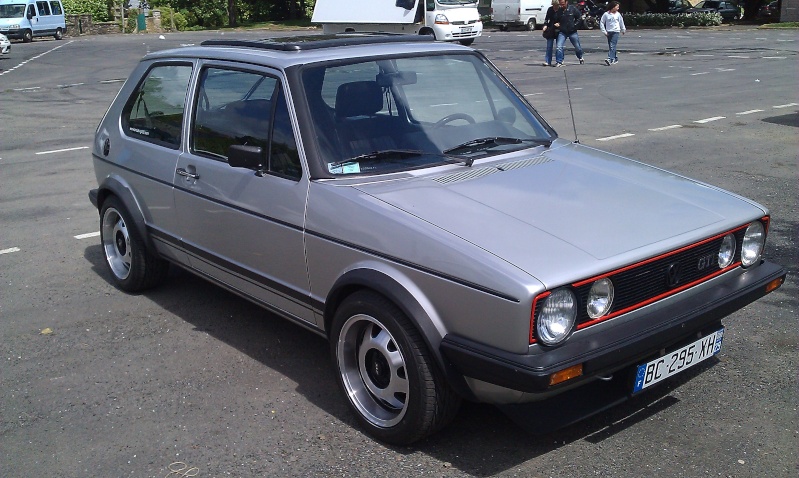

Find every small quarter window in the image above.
[49,1,62,15]
[121,63,193,149]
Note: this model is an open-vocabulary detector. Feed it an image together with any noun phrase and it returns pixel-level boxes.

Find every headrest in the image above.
[335,81,383,118]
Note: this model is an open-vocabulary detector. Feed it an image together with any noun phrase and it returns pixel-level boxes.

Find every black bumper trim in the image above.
[440,261,786,394]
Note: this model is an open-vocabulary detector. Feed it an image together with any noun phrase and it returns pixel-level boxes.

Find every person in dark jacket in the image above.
[553,0,584,66]
[541,0,561,67]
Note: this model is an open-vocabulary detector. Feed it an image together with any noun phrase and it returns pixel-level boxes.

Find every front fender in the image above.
[325,266,476,400]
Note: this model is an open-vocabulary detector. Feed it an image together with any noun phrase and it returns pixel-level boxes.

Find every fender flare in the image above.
[94,176,158,253]
[324,267,476,400]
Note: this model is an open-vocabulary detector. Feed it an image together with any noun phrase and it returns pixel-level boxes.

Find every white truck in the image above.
[312,0,482,46]
[491,0,549,31]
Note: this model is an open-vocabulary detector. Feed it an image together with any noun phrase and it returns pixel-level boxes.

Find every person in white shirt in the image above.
[600,1,626,66]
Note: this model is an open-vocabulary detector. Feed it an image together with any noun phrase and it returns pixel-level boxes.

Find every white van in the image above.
[491,0,548,31]
[0,0,66,42]
[312,0,482,46]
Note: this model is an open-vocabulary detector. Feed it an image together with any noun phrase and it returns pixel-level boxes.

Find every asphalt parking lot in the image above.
[1,26,797,477]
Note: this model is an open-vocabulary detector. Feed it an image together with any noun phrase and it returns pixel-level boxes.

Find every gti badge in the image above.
[697,252,715,271]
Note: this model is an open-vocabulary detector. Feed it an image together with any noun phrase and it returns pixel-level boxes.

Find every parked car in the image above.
[687,0,741,20]
[89,33,786,445]
[668,0,693,13]
[758,0,781,21]
[0,32,9,53]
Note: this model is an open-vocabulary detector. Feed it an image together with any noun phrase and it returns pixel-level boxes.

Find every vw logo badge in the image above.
[665,263,682,288]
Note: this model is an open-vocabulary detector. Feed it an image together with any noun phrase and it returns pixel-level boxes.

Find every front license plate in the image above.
[460,27,473,33]
[633,328,724,393]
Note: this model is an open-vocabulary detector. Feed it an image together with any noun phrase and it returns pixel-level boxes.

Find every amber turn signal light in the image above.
[765,277,784,293]
[549,364,583,386]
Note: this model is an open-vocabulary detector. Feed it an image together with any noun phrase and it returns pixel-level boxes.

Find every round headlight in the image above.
[587,278,614,319]
[741,221,765,267]
[537,288,577,346]
[718,234,736,269]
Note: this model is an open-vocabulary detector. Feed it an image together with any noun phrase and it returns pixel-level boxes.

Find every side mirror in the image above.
[228,144,264,174]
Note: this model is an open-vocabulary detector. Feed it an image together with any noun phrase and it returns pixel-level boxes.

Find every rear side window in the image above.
[191,67,301,180]
[49,1,62,15]
[36,1,50,15]
[121,63,193,149]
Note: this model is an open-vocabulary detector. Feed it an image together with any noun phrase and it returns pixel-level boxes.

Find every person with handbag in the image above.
[600,1,626,65]
[553,0,585,67]
[541,0,560,67]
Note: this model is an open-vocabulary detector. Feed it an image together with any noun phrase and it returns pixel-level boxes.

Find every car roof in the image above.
[143,33,472,70]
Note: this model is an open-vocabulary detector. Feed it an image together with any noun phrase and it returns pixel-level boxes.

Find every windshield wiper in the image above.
[329,149,425,169]
[443,137,552,166]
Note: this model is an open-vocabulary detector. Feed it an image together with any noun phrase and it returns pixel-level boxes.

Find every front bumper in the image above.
[441,260,785,401]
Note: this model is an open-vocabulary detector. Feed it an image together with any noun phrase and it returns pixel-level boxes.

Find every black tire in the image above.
[459,38,475,46]
[526,19,536,31]
[54,28,63,40]
[99,196,169,292]
[330,291,461,445]
[22,29,32,43]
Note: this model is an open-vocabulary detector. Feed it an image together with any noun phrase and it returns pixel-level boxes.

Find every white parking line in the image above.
[694,117,725,124]
[0,40,74,77]
[99,79,126,84]
[0,247,21,255]
[13,86,41,91]
[649,125,682,131]
[762,56,786,59]
[523,93,544,96]
[728,55,750,59]
[736,109,764,115]
[715,68,735,72]
[35,146,89,155]
[774,103,798,108]
[75,232,101,240]
[690,72,710,76]
[58,82,85,89]
[597,133,634,141]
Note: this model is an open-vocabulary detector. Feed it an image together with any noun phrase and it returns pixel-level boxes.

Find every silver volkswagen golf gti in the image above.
[89,34,786,444]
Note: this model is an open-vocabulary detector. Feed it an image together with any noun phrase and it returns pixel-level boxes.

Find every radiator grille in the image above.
[533,225,752,342]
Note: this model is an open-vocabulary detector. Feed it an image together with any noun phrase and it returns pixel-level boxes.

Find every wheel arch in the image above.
[95,176,158,253]
[324,267,475,400]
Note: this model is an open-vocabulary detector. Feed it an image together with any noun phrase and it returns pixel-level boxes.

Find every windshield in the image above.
[302,53,554,176]
[0,4,26,18]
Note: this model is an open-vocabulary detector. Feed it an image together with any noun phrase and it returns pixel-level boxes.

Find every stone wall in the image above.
[66,14,122,35]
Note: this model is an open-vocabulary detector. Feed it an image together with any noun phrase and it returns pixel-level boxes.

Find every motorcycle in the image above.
[577,0,604,29]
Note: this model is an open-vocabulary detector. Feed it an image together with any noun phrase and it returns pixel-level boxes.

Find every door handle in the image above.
[176,168,200,180]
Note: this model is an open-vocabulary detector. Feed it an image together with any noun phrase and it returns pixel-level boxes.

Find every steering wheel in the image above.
[433,113,476,128]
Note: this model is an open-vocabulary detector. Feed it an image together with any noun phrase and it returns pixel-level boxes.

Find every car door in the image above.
[173,61,315,326]
[34,1,50,34]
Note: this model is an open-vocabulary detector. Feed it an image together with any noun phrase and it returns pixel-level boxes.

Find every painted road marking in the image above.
[694,117,726,124]
[774,103,798,108]
[0,247,21,255]
[0,40,74,77]
[737,109,764,115]
[75,232,101,240]
[35,146,89,155]
[597,133,634,141]
[649,125,682,131]
[690,72,710,76]
[99,79,126,84]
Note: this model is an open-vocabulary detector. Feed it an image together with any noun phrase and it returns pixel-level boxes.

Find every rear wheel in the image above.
[22,29,32,42]
[54,28,63,40]
[100,196,169,292]
[331,291,460,445]
[526,19,536,31]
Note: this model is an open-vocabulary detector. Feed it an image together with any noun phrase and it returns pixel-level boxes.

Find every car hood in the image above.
[353,142,765,286]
